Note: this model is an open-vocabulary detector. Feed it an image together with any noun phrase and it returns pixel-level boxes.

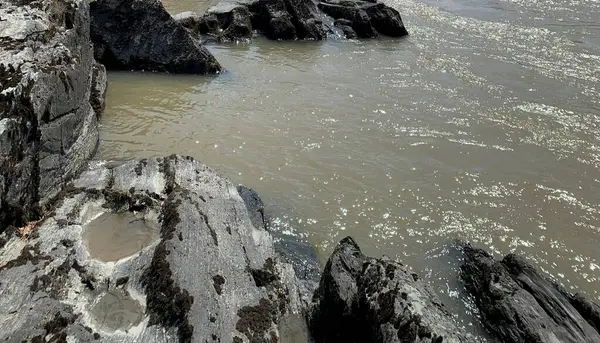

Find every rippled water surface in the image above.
[98,0,600,326]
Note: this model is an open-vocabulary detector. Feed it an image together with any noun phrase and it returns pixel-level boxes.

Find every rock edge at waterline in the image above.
[461,244,600,343]
[0,155,313,343]
[174,0,409,42]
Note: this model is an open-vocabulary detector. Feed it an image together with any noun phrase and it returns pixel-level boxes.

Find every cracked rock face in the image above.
[0,155,311,343]
[0,0,107,231]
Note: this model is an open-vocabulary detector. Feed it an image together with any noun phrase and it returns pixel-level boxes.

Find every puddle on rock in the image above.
[278,313,311,343]
[89,291,144,331]
[83,212,158,262]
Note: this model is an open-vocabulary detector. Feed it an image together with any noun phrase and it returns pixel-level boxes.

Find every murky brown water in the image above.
[89,291,144,330]
[84,212,158,262]
[97,0,600,329]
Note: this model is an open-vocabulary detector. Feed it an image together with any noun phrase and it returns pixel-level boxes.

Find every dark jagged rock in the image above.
[207,3,254,42]
[175,0,407,41]
[0,0,106,232]
[90,0,221,74]
[175,6,254,43]
[364,2,408,37]
[334,18,358,38]
[176,0,326,42]
[237,185,321,281]
[309,237,477,343]
[237,185,265,230]
[173,11,204,32]
[461,244,600,343]
[0,156,310,342]
[90,62,107,116]
[318,0,408,38]
[249,0,326,40]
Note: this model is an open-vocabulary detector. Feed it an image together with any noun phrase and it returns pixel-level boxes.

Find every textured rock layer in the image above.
[309,237,479,343]
[90,0,221,74]
[0,155,310,343]
[0,0,106,232]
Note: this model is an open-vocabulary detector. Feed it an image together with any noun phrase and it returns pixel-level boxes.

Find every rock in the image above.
[0,155,310,343]
[318,0,408,38]
[0,0,106,232]
[364,3,408,37]
[237,185,265,230]
[237,185,321,281]
[187,0,326,41]
[334,18,358,38]
[461,244,600,343]
[182,0,407,41]
[205,3,254,42]
[90,0,221,74]
[309,237,479,343]
[173,11,203,32]
[251,0,326,40]
[282,0,327,39]
[90,62,107,116]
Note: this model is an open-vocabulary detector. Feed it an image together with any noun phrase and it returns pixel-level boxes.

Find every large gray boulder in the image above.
[461,244,600,343]
[0,155,311,343]
[90,0,221,74]
[0,0,106,232]
[308,237,479,343]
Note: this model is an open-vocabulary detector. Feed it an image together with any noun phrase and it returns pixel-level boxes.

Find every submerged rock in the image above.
[0,0,106,232]
[0,155,310,343]
[461,244,600,343]
[90,0,221,74]
[309,237,478,343]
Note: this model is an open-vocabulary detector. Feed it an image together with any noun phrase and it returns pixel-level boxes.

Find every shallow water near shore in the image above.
[98,0,600,332]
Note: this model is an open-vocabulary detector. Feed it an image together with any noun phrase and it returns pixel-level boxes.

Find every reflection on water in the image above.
[98,0,600,331]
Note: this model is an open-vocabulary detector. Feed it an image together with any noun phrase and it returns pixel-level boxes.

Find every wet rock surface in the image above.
[237,185,321,282]
[0,155,310,343]
[90,0,221,74]
[318,0,408,38]
[308,237,479,343]
[0,0,105,232]
[175,0,407,42]
[461,244,600,343]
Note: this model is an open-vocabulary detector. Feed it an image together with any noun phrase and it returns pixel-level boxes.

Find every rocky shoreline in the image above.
[1,0,600,342]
